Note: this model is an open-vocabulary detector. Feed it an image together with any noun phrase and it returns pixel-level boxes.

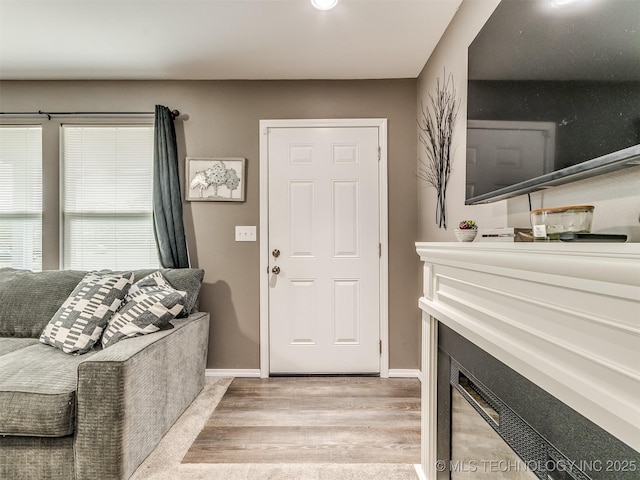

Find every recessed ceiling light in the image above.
[311,0,339,11]
[550,0,582,7]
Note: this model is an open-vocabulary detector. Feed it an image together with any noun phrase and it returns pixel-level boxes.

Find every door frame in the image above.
[259,118,389,378]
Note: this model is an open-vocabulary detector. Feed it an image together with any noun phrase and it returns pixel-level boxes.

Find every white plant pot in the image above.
[454,229,477,242]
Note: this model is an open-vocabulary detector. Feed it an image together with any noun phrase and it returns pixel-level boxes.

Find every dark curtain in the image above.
[153,105,189,268]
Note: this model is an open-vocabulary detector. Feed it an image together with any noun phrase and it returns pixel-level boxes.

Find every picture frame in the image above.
[185,157,246,202]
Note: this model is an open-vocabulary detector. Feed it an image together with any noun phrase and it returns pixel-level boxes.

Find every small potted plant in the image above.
[455,220,478,242]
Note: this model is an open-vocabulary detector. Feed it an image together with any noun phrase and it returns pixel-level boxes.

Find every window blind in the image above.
[0,126,42,271]
[62,125,159,270]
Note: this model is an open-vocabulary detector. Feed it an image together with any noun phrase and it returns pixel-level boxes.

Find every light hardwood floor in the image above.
[182,377,421,464]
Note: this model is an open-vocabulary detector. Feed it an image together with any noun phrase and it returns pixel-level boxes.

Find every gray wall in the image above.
[0,79,421,370]
[417,1,505,240]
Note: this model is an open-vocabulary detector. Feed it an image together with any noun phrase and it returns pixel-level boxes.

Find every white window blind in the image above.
[0,126,42,271]
[62,125,159,270]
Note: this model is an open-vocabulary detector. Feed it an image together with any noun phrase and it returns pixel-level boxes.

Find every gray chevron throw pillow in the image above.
[39,271,134,354]
[101,271,186,348]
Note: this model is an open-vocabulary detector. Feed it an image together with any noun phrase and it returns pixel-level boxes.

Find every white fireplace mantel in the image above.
[416,242,640,479]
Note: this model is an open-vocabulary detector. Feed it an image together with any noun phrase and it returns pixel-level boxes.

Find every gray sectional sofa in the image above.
[0,267,210,480]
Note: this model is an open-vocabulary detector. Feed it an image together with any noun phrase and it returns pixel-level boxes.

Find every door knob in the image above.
[272,249,280,258]
[272,266,281,274]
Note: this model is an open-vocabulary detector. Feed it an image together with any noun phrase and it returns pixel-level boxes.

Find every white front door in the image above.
[266,124,382,374]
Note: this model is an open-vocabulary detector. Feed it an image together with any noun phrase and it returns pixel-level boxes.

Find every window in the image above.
[62,125,159,270]
[0,126,42,271]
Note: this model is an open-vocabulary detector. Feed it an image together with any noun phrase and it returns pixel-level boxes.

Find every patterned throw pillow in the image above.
[101,271,186,348]
[39,271,134,354]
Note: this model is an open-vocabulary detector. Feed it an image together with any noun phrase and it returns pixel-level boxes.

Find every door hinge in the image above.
[378,146,381,161]
[379,243,382,258]
[379,340,382,355]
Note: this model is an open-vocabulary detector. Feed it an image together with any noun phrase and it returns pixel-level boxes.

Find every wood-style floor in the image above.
[182,376,421,464]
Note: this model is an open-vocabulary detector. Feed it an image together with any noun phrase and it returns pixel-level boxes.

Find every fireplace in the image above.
[416,243,640,480]
[440,324,639,480]
[450,366,538,480]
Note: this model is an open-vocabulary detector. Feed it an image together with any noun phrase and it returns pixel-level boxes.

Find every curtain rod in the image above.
[0,109,180,120]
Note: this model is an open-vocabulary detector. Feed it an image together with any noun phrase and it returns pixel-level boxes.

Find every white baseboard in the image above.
[205,369,261,378]
[206,368,422,381]
[388,368,422,382]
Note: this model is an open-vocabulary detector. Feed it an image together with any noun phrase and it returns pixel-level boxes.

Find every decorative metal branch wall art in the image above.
[418,72,460,229]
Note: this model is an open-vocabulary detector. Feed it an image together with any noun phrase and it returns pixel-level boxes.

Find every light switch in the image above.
[235,226,257,242]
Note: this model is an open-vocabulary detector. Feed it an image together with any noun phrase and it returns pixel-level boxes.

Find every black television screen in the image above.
[465,0,640,205]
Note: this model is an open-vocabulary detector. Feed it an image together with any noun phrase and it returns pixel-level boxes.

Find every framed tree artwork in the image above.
[185,157,246,202]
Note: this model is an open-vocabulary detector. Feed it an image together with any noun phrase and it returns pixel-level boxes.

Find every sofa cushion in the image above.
[0,268,204,340]
[0,343,97,437]
[0,268,86,338]
[0,337,39,357]
[128,268,204,317]
[101,271,186,348]
[39,271,134,354]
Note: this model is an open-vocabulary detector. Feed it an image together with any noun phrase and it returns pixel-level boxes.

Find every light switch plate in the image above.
[235,226,257,242]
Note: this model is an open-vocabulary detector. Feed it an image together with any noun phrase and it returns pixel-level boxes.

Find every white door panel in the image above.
[268,126,380,374]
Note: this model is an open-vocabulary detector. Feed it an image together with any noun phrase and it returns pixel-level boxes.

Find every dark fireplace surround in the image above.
[437,323,640,480]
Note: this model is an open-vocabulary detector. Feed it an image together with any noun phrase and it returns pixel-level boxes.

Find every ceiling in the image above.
[0,0,462,81]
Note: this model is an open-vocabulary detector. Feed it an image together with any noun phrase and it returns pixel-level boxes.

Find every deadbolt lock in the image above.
[272,249,280,258]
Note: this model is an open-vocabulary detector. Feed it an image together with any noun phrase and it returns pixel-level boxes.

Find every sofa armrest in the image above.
[74,312,209,480]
